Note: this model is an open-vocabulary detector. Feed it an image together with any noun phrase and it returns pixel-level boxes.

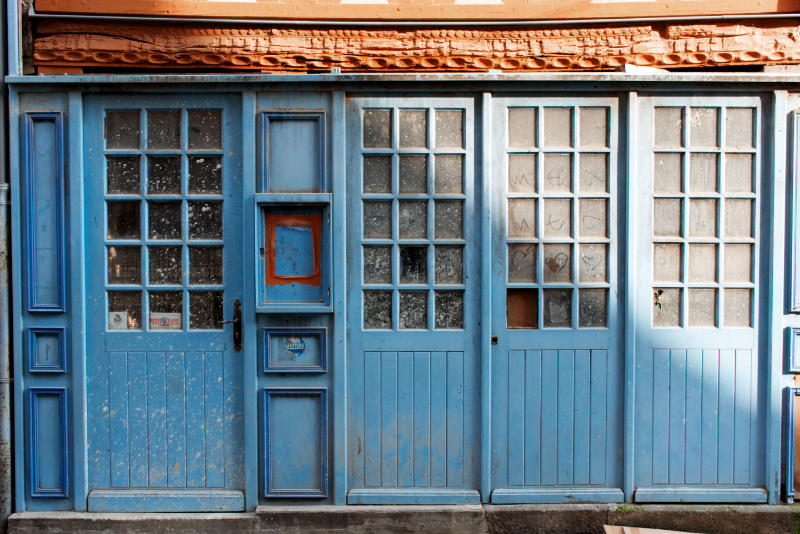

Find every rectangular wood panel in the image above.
[28,388,68,498]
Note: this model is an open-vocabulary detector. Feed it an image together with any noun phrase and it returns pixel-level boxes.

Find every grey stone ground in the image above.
[8,504,800,534]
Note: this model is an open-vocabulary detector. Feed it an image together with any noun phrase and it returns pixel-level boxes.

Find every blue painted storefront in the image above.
[7,76,800,512]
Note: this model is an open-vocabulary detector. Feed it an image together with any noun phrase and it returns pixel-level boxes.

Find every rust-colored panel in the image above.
[265,214,322,287]
[33,0,800,22]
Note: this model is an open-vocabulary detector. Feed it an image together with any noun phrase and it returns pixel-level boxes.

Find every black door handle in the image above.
[221,299,242,352]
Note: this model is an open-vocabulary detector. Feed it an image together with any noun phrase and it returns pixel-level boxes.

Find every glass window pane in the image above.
[188,109,222,150]
[725,108,754,149]
[364,290,392,329]
[363,155,392,194]
[543,154,572,193]
[105,110,140,149]
[363,246,392,284]
[579,243,607,283]
[147,110,181,150]
[508,199,536,238]
[189,246,223,285]
[434,290,463,329]
[653,287,681,327]
[508,108,536,148]
[107,201,141,240]
[399,291,427,329]
[149,291,182,330]
[188,201,222,240]
[149,246,182,285]
[688,288,716,327]
[543,288,572,328]
[108,291,141,330]
[508,244,536,283]
[508,154,536,194]
[189,291,223,330]
[435,245,463,284]
[108,246,141,285]
[725,153,754,194]
[579,199,607,238]
[543,108,572,148]
[363,109,392,149]
[579,289,607,327]
[690,107,719,148]
[149,201,182,240]
[543,199,571,238]
[363,201,392,239]
[654,153,683,194]
[435,155,463,195]
[434,200,462,239]
[689,153,718,193]
[399,109,427,148]
[653,243,681,282]
[189,156,222,195]
[688,199,717,238]
[653,198,682,237]
[399,155,427,194]
[724,243,752,283]
[399,200,427,239]
[688,244,717,283]
[147,156,182,195]
[724,199,753,238]
[724,289,751,327]
[579,153,607,194]
[399,246,427,284]
[579,107,608,148]
[435,110,463,149]
[543,244,571,283]
[107,156,140,195]
[507,288,537,329]
[654,107,683,148]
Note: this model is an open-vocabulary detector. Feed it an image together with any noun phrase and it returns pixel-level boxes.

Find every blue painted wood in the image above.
[263,327,326,373]
[165,352,186,488]
[734,349,753,485]
[718,349,735,485]
[701,349,720,485]
[492,487,623,504]
[28,387,68,498]
[87,489,244,512]
[492,348,509,489]
[397,352,413,487]
[540,350,557,487]
[589,350,607,486]
[684,349,702,485]
[788,328,800,373]
[128,352,148,488]
[347,488,480,505]
[557,350,575,486]
[481,91,494,503]
[791,111,800,313]
[652,349,670,485]
[347,348,365,489]
[224,350,245,490]
[364,352,381,487]
[23,112,65,313]
[784,387,799,502]
[668,349,686,485]
[147,352,167,488]
[261,112,325,193]
[524,350,542,486]
[507,350,525,486]
[573,349,590,486]
[413,352,431,487]
[205,352,225,488]
[380,352,398,487]
[634,486,768,503]
[185,352,206,488]
[109,352,129,488]
[430,351,447,487]
[26,327,66,373]
[446,351,465,487]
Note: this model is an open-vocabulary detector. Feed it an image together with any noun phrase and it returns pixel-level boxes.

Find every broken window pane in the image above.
[653,198,682,237]
[689,107,719,148]
[435,290,463,329]
[508,199,536,238]
[688,199,717,238]
[725,108,754,149]
[147,110,181,150]
[149,291,182,330]
[653,243,681,283]
[363,156,392,194]
[543,244,571,283]
[689,153,718,193]
[189,156,223,195]
[149,246,182,285]
[188,201,222,240]
[653,287,681,327]
[435,109,463,149]
[400,246,427,284]
[108,291,141,330]
[688,244,717,283]
[508,244,536,283]
[507,288,537,329]
[508,154,536,194]
[149,201,182,240]
[399,155,428,194]
[579,107,608,148]
[724,289,751,327]
[579,243,607,283]
[724,199,753,238]
[688,288,716,327]
[654,107,683,148]
[543,288,572,328]
[363,246,392,284]
[399,291,427,329]
[434,200,463,240]
[435,155,463,195]
[107,201,141,240]
[508,108,536,148]
[543,199,571,238]
[399,200,427,239]
[543,107,572,148]
[363,109,392,149]
[399,109,427,148]
[579,199,607,238]
[435,245,463,284]
[363,290,392,329]
[108,246,141,285]
[107,156,141,195]
[189,246,223,285]
[579,153,607,194]
[147,156,182,195]
[188,109,222,150]
[105,110,140,149]
[654,153,683,194]
[363,201,392,239]
[579,289,607,328]
[543,154,572,193]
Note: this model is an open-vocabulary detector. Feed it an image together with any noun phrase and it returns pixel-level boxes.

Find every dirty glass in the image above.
[653,198,681,237]
[147,110,181,150]
[149,291,182,318]
[399,109,427,148]
[108,246,141,285]
[579,107,608,148]
[724,243,751,283]
[508,108,536,148]
[399,291,427,329]
[688,244,717,283]
[435,245,463,284]
[189,156,223,195]
[363,246,392,284]
[653,287,681,327]
[189,246,223,285]
[188,109,222,150]
[724,153,753,193]
[147,156,182,195]
[689,107,719,148]
[542,244,571,283]
[435,155,463,195]
[507,288,537,329]
[654,107,683,148]
[399,200,428,239]
[400,246,427,284]
[107,201,141,240]
[363,109,392,149]
[654,153,683,194]
[189,291,223,329]
[688,199,717,238]
[579,199,607,238]
[543,288,572,328]
[542,107,572,148]
[148,246,182,285]
[723,289,751,327]
[579,153,607,194]
[399,155,428,194]
[653,243,681,283]
[363,155,392,194]
[435,109,463,149]
[363,201,392,239]
[105,110,140,149]
[188,201,222,240]
[363,290,392,329]
[725,108,754,149]
[543,154,572,193]
[689,153,718,193]
[148,201,182,240]
[507,244,536,283]
[434,290,463,329]
[724,199,752,238]
[434,200,463,240]
[107,156,141,195]
[508,198,536,238]
[578,288,607,327]
[579,243,607,283]
[508,154,536,194]
[688,288,716,327]
[543,199,571,238]
[108,291,142,330]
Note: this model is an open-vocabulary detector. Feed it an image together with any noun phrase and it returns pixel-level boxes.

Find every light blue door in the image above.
[633,96,767,503]
[490,97,624,503]
[346,97,481,504]
[84,94,245,511]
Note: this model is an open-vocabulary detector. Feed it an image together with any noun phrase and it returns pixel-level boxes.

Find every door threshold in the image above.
[88,489,245,512]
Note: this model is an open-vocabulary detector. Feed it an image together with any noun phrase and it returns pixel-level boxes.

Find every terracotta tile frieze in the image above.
[32,20,800,72]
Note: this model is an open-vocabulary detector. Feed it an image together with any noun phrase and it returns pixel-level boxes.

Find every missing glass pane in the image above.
[108,246,141,285]
[108,291,141,330]
[543,154,572,193]
[579,289,607,327]
[400,246,427,284]
[653,287,681,327]
[364,290,392,329]
[399,201,427,239]
[543,108,572,148]
[579,153,607,194]
[399,155,428,194]
[543,199,571,238]
[107,201,141,240]
[435,245,463,284]
[363,109,392,149]
[543,243,571,283]
[189,246,223,285]
[399,291,427,329]
[188,109,222,149]
[654,107,683,148]
[363,246,392,284]
[435,110,463,149]
[149,246,182,285]
[149,201,182,240]
[508,154,536,194]
[508,108,536,148]
[189,291,223,329]
[105,110,140,149]
[435,290,463,329]
[147,156,181,195]
[399,109,427,148]
[543,288,572,328]
[508,244,536,283]
[579,243,607,283]
[189,156,222,195]
[579,108,608,148]
[188,201,222,240]
[107,156,140,195]
[434,200,463,240]
[147,110,181,150]
[363,155,392,194]
[435,155,463,195]
[507,288,537,329]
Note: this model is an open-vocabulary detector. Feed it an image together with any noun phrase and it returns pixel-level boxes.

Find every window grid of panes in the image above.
[104,108,225,331]
[652,106,758,328]
[505,106,613,329]
[361,107,466,330]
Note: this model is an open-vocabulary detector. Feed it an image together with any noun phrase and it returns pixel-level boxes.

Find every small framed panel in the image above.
[789,328,800,373]
[261,112,325,193]
[263,388,328,498]
[26,327,67,373]
[27,387,69,498]
[263,327,327,373]
[265,213,322,287]
[23,112,66,313]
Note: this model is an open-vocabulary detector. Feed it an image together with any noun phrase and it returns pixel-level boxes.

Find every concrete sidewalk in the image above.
[8,504,800,534]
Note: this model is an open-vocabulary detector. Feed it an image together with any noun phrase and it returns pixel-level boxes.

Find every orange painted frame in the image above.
[265,214,322,287]
[33,0,800,21]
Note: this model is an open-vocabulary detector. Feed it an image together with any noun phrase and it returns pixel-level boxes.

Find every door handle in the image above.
[221,299,242,352]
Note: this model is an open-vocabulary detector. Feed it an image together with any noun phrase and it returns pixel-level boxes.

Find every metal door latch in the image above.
[221,299,242,352]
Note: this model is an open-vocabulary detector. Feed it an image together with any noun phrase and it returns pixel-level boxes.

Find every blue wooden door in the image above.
[490,97,624,503]
[633,96,766,503]
[83,94,245,511]
[346,97,481,504]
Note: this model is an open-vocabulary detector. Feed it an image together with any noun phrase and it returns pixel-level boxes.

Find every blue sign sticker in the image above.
[285,337,306,357]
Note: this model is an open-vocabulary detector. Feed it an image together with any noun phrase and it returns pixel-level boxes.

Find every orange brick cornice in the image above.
[32,20,800,72]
